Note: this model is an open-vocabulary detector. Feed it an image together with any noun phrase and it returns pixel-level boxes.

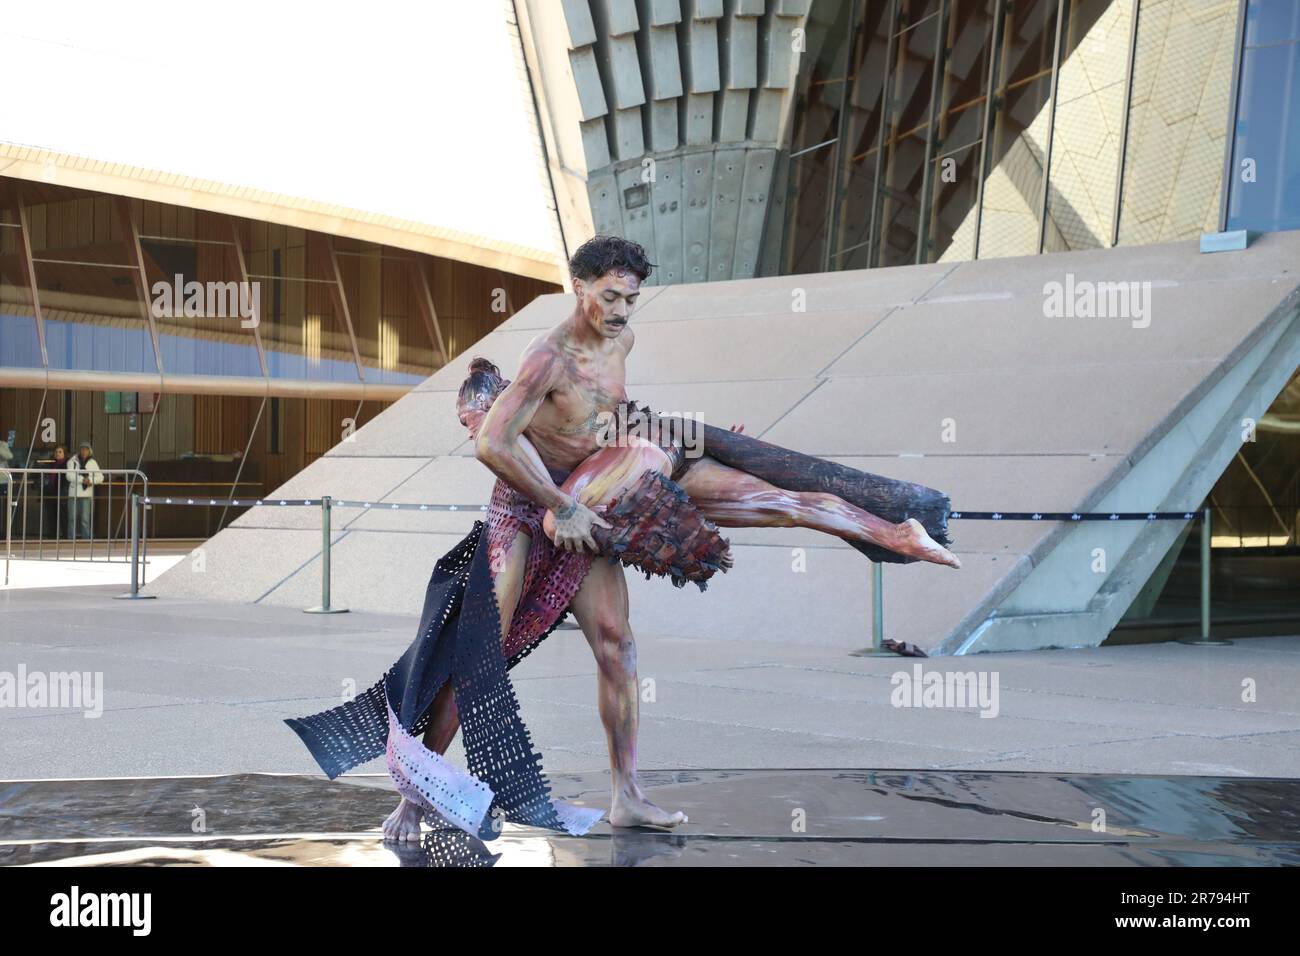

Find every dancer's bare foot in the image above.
[382,797,424,843]
[609,787,689,829]
[894,518,962,569]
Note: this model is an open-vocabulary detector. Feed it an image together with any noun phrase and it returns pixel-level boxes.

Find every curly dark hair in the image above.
[568,235,655,283]
[456,357,508,429]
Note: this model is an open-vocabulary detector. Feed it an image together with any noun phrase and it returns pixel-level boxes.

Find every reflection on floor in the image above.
[3,769,1298,867]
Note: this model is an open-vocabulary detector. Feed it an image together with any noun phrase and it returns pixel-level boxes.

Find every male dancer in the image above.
[378,236,958,841]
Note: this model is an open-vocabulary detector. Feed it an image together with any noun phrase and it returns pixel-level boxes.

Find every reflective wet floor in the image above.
[2,770,1297,866]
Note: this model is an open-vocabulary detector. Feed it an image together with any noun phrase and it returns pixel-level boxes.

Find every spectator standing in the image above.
[67,440,103,543]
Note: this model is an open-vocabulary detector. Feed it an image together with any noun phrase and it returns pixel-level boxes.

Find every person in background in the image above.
[43,445,68,538]
[66,440,103,543]
[0,432,13,539]
[0,430,12,488]
[0,431,12,548]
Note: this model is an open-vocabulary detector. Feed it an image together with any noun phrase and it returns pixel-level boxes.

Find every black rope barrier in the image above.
[128,495,1223,649]
[139,497,1200,522]
[141,497,488,512]
[950,510,1198,521]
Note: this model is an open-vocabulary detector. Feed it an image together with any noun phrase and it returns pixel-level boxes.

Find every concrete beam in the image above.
[648,0,683,26]
[568,46,610,120]
[604,33,647,109]
[612,105,647,160]
[596,0,639,36]
[643,24,685,100]
[559,0,598,48]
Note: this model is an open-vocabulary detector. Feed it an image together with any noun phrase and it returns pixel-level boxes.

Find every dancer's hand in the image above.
[551,497,612,554]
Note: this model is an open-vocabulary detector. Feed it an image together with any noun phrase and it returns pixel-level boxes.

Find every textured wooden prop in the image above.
[595,469,731,589]
[649,410,954,565]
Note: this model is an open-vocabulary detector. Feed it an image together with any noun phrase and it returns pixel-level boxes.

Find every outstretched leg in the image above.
[382,526,533,842]
[569,555,688,829]
[680,456,960,568]
[547,440,955,567]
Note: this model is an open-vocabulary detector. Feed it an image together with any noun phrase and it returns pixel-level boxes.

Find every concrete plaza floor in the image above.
[1,583,1298,782]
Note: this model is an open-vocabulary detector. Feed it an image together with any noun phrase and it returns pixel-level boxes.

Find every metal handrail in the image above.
[2,467,149,587]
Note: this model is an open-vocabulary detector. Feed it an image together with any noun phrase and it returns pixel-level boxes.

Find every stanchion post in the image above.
[1180,506,1231,646]
[141,484,150,586]
[851,561,894,657]
[1202,505,1210,637]
[4,475,11,587]
[305,495,347,614]
[115,493,155,601]
[20,477,28,563]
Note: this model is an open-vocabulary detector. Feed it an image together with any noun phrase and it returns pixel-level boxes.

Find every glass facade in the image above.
[1,176,561,538]
[140,206,263,380]
[769,0,1241,274]
[1,177,558,389]
[24,187,157,375]
[766,0,1299,638]
[0,385,389,542]
[1117,0,1235,245]
[1117,368,1300,638]
[1225,0,1300,232]
[244,222,363,385]
[0,188,41,370]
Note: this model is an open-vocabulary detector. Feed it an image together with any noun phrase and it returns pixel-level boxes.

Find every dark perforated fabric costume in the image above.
[285,482,602,840]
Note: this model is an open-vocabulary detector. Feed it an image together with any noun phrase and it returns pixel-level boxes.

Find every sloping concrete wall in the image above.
[146,231,1300,654]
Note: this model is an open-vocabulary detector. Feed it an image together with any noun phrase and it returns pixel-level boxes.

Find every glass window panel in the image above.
[17,184,156,375]
[387,260,439,377]
[0,385,160,547]
[777,0,855,274]
[1226,39,1300,232]
[1117,0,1237,245]
[785,153,837,274]
[1244,0,1300,47]
[136,391,265,540]
[334,247,432,387]
[137,199,204,242]
[977,0,1061,259]
[898,0,941,29]
[1044,0,1134,253]
[878,15,940,267]
[1119,369,1300,628]
[831,1,893,271]
[35,259,155,374]
[0,386,47,474]
[0,386,69,546]
[243,226,360,384]
[931,140,984,262]
[144,235,264,379]
[1,208,42,369]
[928,0,997,263]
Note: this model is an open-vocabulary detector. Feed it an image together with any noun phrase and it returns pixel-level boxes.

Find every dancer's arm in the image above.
[475,346,610,552]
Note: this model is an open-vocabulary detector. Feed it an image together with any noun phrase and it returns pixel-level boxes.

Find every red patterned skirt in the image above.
[484,478,595,662]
